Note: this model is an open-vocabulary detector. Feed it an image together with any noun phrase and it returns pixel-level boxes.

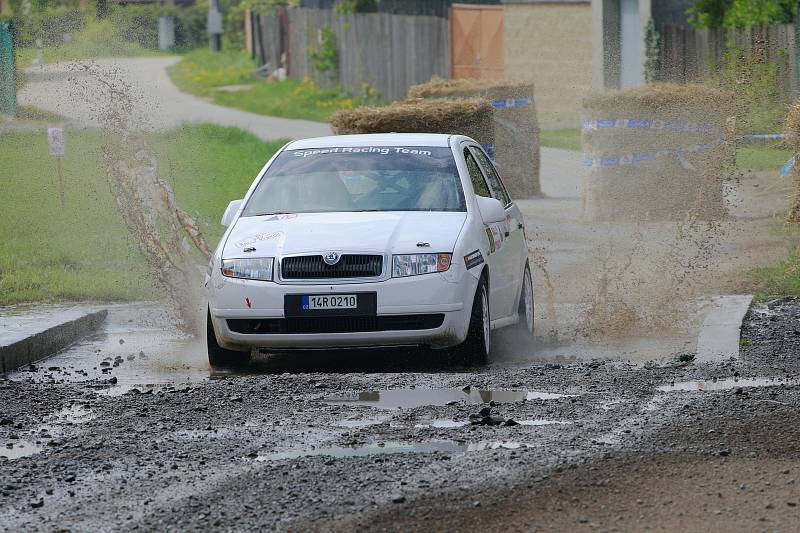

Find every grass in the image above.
[0,124,283,305]
[15,20,162,66]
[13,105,66,123]
[538,129,792,172]
[168,49,375,123]
[154,124,287,245]
[751,248,800,301]
[736,143,793,172]
[0,129,155,304]
[539,128,581,152]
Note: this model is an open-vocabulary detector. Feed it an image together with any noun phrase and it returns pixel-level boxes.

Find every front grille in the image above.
[227,314,444,334]
[281,255,383,279]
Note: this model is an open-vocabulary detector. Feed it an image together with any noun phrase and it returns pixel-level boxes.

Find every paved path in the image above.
[18,57,332,141]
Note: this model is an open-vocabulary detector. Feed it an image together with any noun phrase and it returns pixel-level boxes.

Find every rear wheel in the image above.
[459,278,490,364]
[515,263,534,337]
[207,310,250,368]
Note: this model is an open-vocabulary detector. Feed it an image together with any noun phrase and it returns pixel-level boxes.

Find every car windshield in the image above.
[241,146,466,215]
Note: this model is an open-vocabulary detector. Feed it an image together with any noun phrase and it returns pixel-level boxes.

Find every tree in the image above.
[687,0,797,28]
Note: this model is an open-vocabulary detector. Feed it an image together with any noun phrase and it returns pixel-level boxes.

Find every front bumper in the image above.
[207,271,477,351]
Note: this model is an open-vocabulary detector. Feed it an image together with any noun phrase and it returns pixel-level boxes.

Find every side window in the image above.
[471,147,511,206]
[464,149,491,197]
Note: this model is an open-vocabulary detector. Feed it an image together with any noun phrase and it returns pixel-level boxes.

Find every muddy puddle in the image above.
[658,376,799,392]
[412,419,571,429]
[326,387,567,409]
[334,417,571,429]
[0,403,96,462]
[255,440,532,462]
[45,403,95,425]
[0,440,44,461]
[94,382,196,397]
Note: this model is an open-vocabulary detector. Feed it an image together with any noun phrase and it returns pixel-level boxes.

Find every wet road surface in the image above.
[1,299,800,531]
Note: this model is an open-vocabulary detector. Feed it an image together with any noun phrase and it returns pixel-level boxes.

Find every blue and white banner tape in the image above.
[482,143,498,165]
[780,155,796,177]
[741,133,786,141]
[491,97,533,110]
[583,141,720,171]
[582,118,718,135]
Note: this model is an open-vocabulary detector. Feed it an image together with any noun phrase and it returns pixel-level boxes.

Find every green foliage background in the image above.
[688,0,797,28]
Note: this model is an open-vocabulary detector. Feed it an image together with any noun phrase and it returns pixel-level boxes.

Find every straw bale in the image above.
[409,77,533,101]
[582,83,735,221]
[408,78,540,197]
[583,83,734,126]
[787,102,800,221]
[330,98,494,146]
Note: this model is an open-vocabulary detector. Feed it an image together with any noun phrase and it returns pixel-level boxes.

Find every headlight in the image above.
[392,253,451,278]
[221,258,274,281]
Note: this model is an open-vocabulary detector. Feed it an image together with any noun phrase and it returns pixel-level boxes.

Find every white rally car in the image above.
[205,133,533,367]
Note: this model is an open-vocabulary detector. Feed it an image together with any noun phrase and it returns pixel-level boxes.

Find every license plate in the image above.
[301,294,357,311]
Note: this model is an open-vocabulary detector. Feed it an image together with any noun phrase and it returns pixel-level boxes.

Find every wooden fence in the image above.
[248,8,449,102]
[657,23,797,101]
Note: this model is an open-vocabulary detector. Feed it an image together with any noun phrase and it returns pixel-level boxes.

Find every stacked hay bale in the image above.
[582,83,735,221]
[330,98,495,151]
[408,78,541,197]
[785,103,800,222]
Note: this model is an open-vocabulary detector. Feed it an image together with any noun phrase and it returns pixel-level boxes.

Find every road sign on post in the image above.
[48,127,66,208]
[0,21,15,117]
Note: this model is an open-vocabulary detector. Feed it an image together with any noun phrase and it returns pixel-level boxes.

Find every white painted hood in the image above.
[222,211,467,258]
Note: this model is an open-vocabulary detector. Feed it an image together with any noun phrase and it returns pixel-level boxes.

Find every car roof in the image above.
[286,133,453,150]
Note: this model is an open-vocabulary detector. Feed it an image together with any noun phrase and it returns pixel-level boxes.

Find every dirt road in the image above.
[6,56,800,532]
[1,299,799,531]
[18,57,332,141]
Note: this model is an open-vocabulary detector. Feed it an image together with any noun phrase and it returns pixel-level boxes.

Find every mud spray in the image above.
[574,85,737,342]
[71,61,211,333]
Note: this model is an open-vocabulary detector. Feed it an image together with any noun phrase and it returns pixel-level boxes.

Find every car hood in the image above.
[223,211,467,258]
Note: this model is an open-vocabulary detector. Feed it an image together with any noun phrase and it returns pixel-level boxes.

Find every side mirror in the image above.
[221,199,243,227]
[475,195,505,223]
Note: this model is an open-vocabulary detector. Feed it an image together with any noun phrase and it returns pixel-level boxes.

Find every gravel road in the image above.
[1,299,799,531]
[18,57,332,141]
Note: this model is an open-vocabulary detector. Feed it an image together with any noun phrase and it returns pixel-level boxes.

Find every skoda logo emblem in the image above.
[323,251,340,266]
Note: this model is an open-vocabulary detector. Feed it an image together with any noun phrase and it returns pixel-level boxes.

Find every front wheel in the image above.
[458,278,490,364]
[207,310,250,368]
[515,263,534,337]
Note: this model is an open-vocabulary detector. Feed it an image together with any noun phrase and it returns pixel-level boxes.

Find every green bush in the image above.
[111,4,207,50]
[688,0,797,29]
[13,7,86,47]
[308,25,338,82]
[712,46,787,134]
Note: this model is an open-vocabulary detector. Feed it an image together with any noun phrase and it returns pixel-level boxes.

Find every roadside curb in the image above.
[0,309,108,374]
[695,295,753,363]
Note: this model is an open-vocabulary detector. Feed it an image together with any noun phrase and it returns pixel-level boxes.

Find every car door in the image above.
[469,145,526,319]
[462,147,508,318]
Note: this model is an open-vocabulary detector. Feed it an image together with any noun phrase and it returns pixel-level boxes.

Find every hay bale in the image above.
[408,78,540,198]
[786,103,800,222]
[330,98,495,147]
[582,83,735,222]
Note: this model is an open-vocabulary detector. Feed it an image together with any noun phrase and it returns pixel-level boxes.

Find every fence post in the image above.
[0,20,15,118]
[795,21,800,99]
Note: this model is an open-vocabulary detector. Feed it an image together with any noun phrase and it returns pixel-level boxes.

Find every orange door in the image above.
[450,4,504,80]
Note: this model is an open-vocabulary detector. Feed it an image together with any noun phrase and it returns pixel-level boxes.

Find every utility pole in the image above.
[96,0,107,19]
[208,0,222,52]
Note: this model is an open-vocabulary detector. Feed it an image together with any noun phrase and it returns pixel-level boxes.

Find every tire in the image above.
[207,310,250,368]
[459,277,491,364]
[515,263,535,337]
